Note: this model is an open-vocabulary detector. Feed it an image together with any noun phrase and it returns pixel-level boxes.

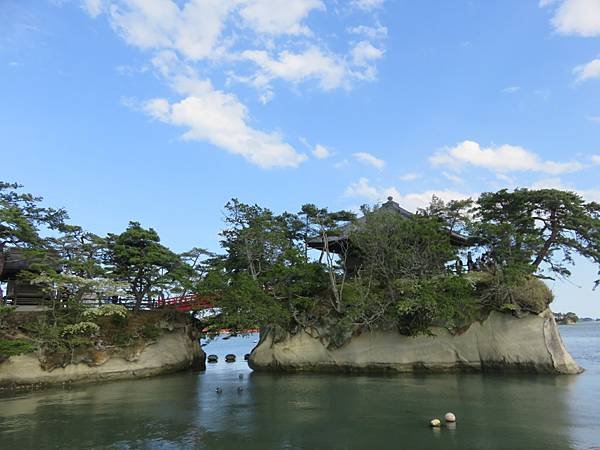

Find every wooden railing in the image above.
[155,294,214,312]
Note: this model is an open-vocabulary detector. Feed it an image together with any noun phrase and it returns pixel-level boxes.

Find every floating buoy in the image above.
[225,354,236,362]
[444,412,456,423]
[216,387,223,394]
[238,374,244,380]
[207,354,218,363]
[430,419,441,427]
[237,386,243,393]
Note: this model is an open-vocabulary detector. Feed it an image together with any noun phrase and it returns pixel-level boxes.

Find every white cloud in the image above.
[592,155,600,164]
[351,40,383,67]
[344,178,472,211]
[354,151,385,170]
[81,0,387,168]
[502,86,520,93]
[399,172,421,181]
[442,171,464,184]
[542,0,600,37]
[587,116,600,123]
[397,190,473,211]
[430,140,584,175]
[237,41,383,95]
[573,59,600,82]
[241,47,348,91]
[82,0,103,17]
[239,0,324,35]
[107,0,235,61]
[351,0,384,11]
[142,76,306,169]
[312,144,331,159]
[333,159,350,169]
[531,178,600,202]
[344,177,398,202]
[347,24,388,39]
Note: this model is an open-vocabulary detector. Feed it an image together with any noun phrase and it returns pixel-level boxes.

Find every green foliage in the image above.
[393,276,479,335]
[83,304,128,320]
[473,188,600,282]
[419,195,474,235]
[467,271,554,314]
[140,323,161,340]
[111,331,135,347]
[351,211,456,280]
[0,181,67,250]
[0,338,36,358]
[61,321,100,337]
[107,221,182,311]
[4,181,598,351]
[201,200,333,333]
[0,306,14,328]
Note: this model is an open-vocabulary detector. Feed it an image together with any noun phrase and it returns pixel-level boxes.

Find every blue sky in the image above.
[1,0,600,315]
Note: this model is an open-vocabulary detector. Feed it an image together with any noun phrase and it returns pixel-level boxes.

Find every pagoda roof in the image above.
[307,196,467,250]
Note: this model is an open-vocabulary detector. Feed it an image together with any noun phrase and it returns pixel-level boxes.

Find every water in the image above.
[1,324,599,449]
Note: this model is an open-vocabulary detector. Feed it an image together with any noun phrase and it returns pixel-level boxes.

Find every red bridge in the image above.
[155,294,214,312]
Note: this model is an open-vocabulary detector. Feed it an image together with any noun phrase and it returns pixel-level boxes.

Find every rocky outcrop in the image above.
[249,309,582,375]
[0,329,205,388]
[554,312,579,325]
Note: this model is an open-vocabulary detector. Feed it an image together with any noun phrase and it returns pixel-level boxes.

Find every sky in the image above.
[1,0,599,315]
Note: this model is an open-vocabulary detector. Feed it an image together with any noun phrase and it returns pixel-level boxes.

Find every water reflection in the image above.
[0,328,598,449]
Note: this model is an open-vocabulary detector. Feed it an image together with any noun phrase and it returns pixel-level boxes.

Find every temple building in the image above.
[0,248,49,307]
[306,196,468,273]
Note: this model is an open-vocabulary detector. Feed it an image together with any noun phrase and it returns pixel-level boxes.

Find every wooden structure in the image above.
[0,248,50,306]
[307,196,468,272]
[155,294,213,312]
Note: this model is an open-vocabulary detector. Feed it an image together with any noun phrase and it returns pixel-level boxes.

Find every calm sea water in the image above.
[0,323,599,450]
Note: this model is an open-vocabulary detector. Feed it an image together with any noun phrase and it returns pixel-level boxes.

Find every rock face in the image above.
[249,309,582,375]
[0,329,204,388]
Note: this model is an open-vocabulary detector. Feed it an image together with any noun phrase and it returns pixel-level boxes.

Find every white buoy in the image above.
[430,419,441,427]
[445,412,456,423]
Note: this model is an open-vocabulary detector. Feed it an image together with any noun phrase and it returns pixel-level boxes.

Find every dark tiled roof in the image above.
[307,197,467,249]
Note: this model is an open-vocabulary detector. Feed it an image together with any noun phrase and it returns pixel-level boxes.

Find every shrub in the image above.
[61,321,100,337]
[140,323,161,340]
[511,277,553,313]
[393,275,478,335]
[112,331,135,347]
[0,306,14,328]
[0,338,36,358]
[83,304,128,320]
[467,271,553,314]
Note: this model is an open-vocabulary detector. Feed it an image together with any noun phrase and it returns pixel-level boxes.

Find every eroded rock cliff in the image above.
[249,309,582,374]
[0,328,204,388]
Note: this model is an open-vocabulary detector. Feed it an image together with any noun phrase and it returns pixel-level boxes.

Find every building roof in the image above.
[306,196,468,251]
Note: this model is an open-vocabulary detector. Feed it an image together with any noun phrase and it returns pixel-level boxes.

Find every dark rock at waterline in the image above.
[207,354,218,363]
[191,347,206,371]
[244,353,250,361]
[225,354,236,362]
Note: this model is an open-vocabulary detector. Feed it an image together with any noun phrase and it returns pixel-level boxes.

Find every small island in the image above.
[554,312,580,325]
[2,182,600,386]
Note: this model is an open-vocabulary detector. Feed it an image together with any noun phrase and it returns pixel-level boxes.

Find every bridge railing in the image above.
[155,294,214,311]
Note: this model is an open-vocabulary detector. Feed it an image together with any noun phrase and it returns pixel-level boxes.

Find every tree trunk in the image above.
[133,291,144,313]
[532,209,558,270]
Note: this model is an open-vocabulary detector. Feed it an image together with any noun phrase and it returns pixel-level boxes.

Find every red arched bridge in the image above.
[155,294,214,312]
